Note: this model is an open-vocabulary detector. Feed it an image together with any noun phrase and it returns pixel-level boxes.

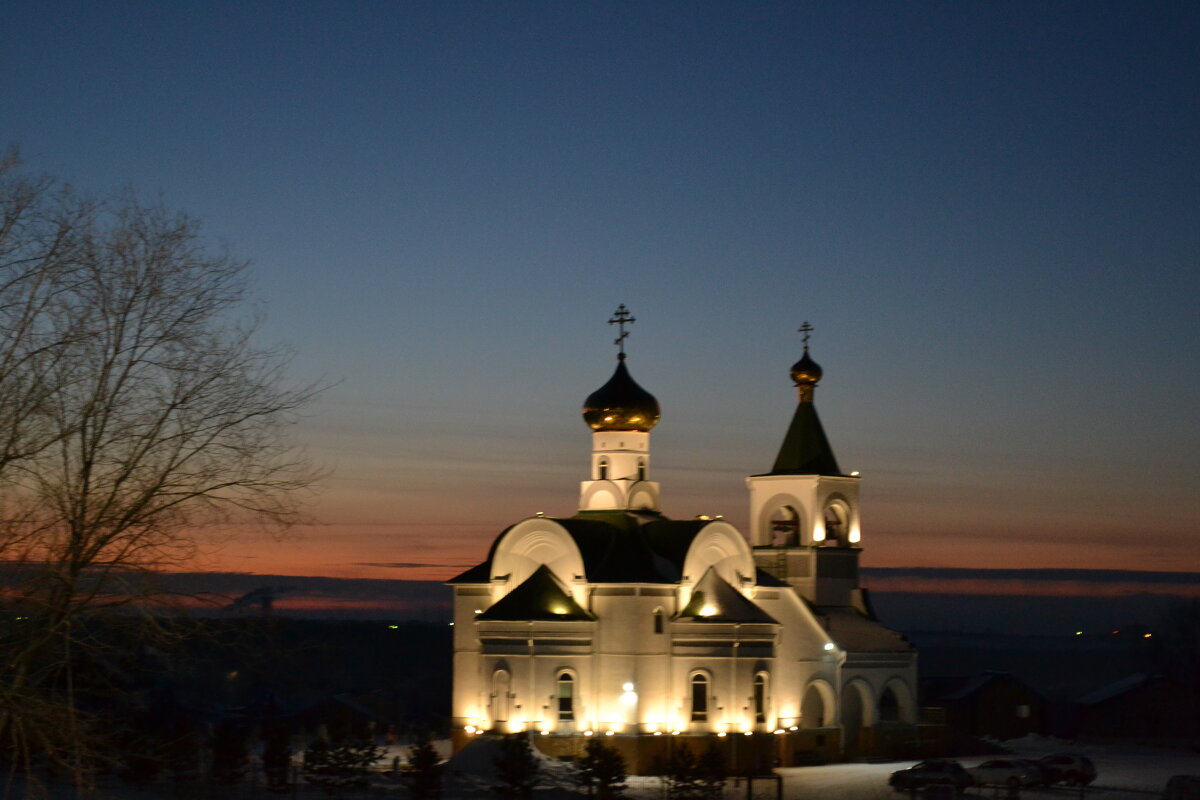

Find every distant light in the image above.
[622,682,634,692]
[789,726,798,731]
[1112,630,1119,635]
[583,730,593,737]
[550,605,567,615]
[850,471,860,476]
[823,642,835,651]
[448,622,455,626]
[671,730,680,736]
[1075,631,1083,636]
[699,605,717,617]
[1143,633,1152,639]
[653,731,663,736]
[388,624,399,630]
[717,732,727,738]
[743,731,752,736]
[474,609,482,614]
[464,725,476,734]
[605,730,614,736]
[773,729,785,735]
[540,730,548,736]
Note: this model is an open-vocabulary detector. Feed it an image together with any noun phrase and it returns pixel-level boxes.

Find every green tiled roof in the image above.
[477,565,592,621]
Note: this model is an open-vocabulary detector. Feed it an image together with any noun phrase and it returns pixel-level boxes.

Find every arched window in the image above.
[653,607,664,634]
[556,672,575,721]
[770,506,800,546]
[597,459,608,480]
[690,674,709,721]
[754,673,768,723]
[637,459,646,481]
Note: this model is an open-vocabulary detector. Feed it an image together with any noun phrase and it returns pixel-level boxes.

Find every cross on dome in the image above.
[798,321,813,351]
[608,304,635,359]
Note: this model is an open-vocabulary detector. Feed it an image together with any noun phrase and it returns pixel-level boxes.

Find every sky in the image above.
[3,1,1198,585]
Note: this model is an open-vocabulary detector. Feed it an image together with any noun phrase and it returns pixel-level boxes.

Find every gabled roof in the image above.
[476,565,592,621]
[764,401,841,476]
[1075,673,1161,705]
[676,567,777,624]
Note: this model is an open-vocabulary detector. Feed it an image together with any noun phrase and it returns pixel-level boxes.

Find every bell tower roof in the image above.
[766,322,841,476]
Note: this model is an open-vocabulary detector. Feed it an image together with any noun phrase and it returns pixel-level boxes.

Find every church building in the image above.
[448,309,917,770]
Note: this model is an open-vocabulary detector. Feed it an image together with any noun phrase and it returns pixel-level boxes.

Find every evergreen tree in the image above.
[303,734,385,797]
[403,731,442,800]
[575,738,627,800]
[696,746,727,800]
[210,721,250,785]
[491,733,538,800]
[262,724,293,793]
[663,744,704,800]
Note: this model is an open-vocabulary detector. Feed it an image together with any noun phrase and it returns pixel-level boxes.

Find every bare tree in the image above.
[0,152,320,795]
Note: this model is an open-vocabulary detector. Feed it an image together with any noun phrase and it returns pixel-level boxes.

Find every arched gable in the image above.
[680,520,755,592]
[491,518,585,593]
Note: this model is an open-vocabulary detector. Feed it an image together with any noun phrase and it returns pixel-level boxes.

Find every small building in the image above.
[1071,673,1200,743]
[921,672,1046,742]
[447,312,918,771]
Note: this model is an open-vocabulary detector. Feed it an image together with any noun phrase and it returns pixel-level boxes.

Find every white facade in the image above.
[448,343,918,766]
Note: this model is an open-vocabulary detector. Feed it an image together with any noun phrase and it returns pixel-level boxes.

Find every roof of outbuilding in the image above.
[476,565,592,621]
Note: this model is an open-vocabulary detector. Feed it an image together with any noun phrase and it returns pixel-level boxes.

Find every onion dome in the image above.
[789,350,823,386]
[582,356,661,432]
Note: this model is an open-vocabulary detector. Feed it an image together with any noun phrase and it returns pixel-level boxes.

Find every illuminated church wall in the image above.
[447,311,918,763]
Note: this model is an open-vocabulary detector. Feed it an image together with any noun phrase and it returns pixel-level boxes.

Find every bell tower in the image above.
[746,323,862,605]
[578,305,662,512]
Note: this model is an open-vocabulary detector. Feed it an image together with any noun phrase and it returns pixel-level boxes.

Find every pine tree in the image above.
[403,732,442,800]
[576,738,627,800]
[491,733,538,800]
[210,721,250,785]
[303,734,385,797]
[262,724,293,793]
[696,746,727,800]
[663,744,704,800]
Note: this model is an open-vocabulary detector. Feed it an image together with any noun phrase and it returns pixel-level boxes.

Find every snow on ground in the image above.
[25,737,1200,799]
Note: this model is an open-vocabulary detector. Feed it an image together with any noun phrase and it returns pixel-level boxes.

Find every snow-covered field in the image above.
[27,735,1200,799]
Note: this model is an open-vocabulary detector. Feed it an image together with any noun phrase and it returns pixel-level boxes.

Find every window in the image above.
[754,673,767,723]
[597,459,608,480]
[653,607,664,634]
[556,672,574,721]
[690,674,709,721]
[637,459,646,480]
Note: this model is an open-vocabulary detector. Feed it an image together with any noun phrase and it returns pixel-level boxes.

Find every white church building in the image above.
[448,311,918,770]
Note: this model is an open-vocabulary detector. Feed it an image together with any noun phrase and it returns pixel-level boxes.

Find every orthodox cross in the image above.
[609,304,635,356]
[798,321,813,351]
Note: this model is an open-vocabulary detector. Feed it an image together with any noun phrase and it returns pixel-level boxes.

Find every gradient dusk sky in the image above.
[4,1,1198,583]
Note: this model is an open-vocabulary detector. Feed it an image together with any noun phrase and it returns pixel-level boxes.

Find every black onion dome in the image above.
[789,350,823,386]
[582,357,660,432]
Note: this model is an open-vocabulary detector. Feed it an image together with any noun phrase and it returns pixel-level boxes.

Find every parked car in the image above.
[1162,775,1200,800]
[1014,759,1051,787]
[890,760,973,793]
[1038,753,1097,786]
[968,759,1041,789]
